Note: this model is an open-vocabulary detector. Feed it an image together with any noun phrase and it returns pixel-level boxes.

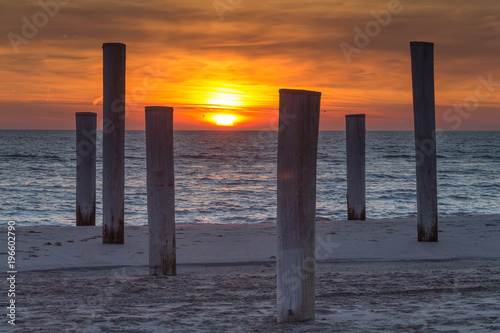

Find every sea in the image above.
[0,131,498,227]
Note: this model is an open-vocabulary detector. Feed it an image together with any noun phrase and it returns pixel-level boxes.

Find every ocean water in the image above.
[0,131,498,227]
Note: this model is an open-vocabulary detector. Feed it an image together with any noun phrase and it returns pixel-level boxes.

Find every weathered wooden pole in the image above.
[102,42,126,244]
[345,114,366,220]
[145,106,176,276]
[76,112,97,226]
[410,41,438,242]
[277,89,321,323]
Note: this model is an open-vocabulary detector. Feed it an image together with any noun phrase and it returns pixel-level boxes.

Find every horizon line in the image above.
[0,129,498,132]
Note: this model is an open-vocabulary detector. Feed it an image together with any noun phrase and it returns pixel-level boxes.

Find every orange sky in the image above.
[1,0,499,130]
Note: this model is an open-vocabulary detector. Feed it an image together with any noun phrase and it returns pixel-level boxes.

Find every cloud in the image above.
[0,0,499,129]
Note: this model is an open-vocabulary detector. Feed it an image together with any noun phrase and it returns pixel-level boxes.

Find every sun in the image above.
[212,114,238,126]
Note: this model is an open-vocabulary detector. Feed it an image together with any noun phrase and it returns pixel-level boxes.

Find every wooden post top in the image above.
[279,89,321,96]
[76,112,97,117]
[145,106,174,113]
[102,42,126,48]
[345,114,365,118]
[410,41,434,47]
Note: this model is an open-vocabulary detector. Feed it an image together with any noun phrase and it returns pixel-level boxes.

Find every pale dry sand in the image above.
[1,215,500,332]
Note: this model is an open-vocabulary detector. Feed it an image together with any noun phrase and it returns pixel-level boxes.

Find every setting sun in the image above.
[212,114,238,126]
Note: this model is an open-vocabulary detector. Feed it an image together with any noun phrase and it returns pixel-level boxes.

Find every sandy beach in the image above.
[2,215,500,332]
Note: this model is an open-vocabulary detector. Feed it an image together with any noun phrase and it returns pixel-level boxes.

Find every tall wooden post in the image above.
[277,89,321,323]
[410,41,438,242]
[346,114,366,220]
[102,42,126,244]
[76,112,97,226]
[145,106,176,276]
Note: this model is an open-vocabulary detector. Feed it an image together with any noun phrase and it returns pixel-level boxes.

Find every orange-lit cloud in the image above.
[0,0,499,130]
[92,96,103,106]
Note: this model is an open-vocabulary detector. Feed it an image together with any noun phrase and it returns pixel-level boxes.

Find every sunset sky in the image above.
[1,0,499,130]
